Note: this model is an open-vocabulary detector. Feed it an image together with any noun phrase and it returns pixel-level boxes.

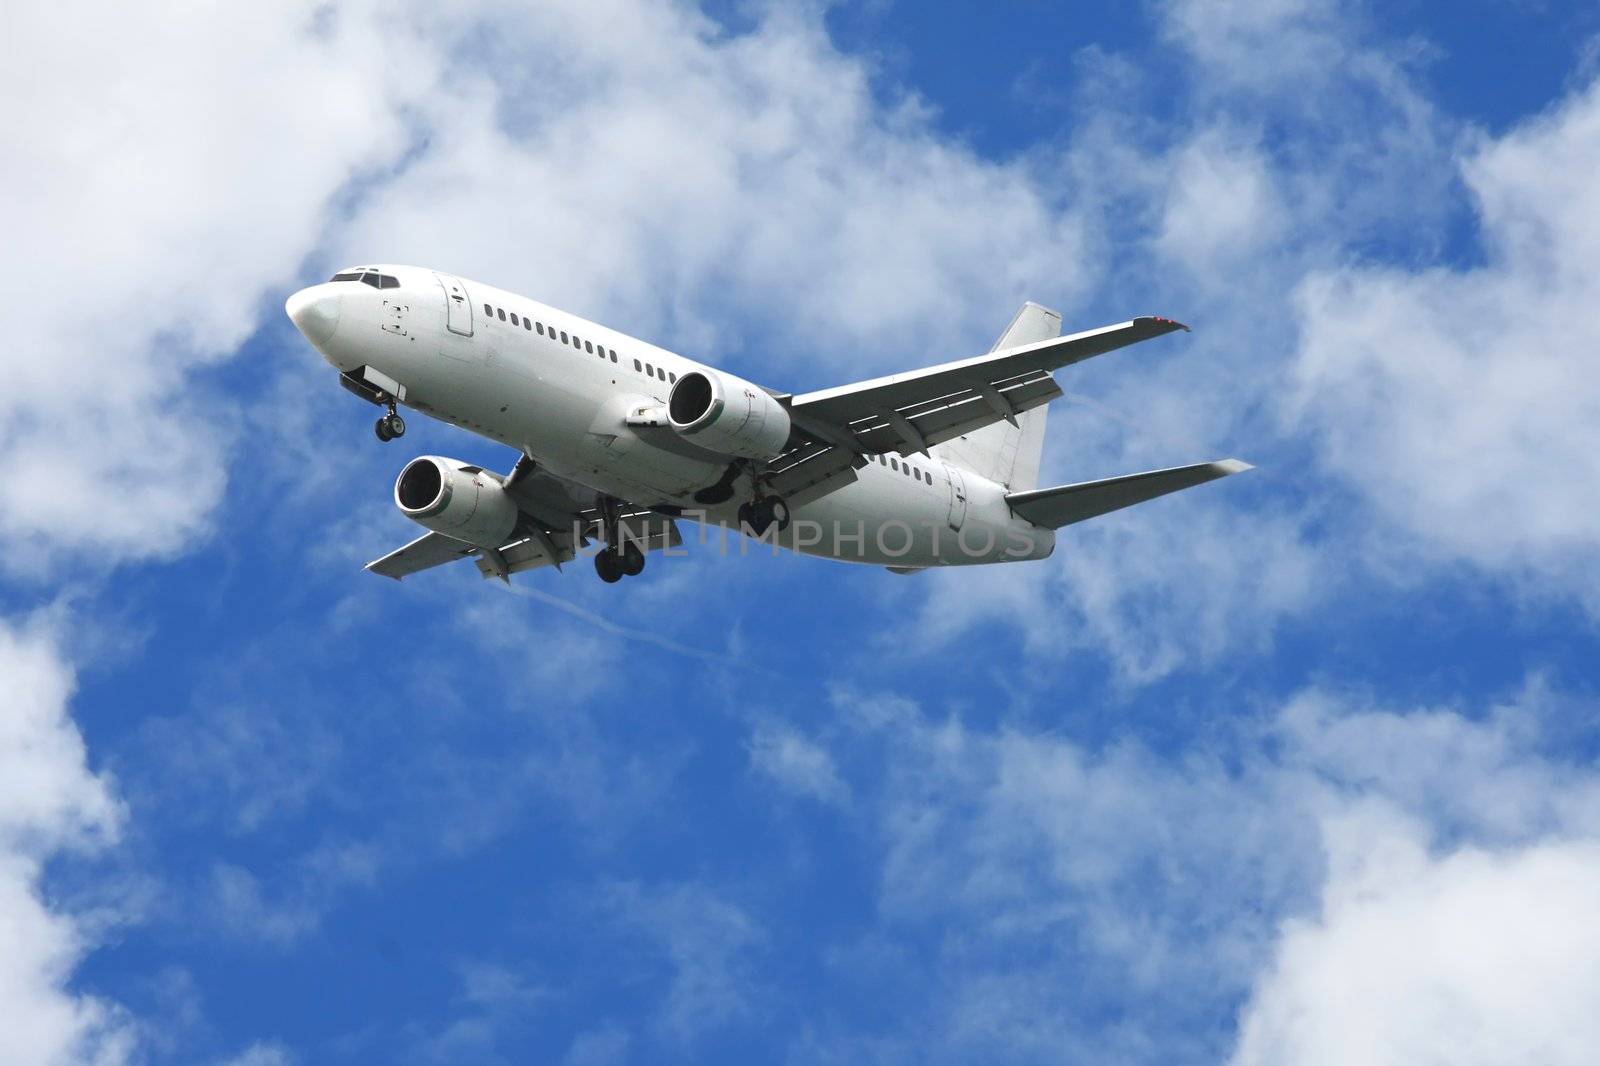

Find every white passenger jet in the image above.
[285,266,1249,584]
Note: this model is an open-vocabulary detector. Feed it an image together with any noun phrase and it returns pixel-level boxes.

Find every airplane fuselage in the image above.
[290,265,1055,569]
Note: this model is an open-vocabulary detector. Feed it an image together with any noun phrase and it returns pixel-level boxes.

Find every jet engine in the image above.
[394,456,519,548]
[667,369,791,460]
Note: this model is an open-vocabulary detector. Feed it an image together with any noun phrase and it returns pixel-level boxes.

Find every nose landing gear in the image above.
[373,399,406,442]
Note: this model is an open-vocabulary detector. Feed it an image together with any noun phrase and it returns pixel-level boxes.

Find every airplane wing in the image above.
[365,455,680,581]
[785,316,1187,457]
[756,317,1188,505]
[367,530,481,579]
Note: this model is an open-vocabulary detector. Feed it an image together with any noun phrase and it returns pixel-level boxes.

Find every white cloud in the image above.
[216,1042,296,1066]
[1157,131,1287,276]
[1231,812,1600,1066]
[131,702,342,836]
[1272,683,1600,844]
[201,841,381,949]
[563,1024,632,1066]
[1289,76,1600,612]
[748,725,850,805]
[328,2,1093,375]
[912,491,1319,685]
[402,962,553,1065]
[602,880,766,1043]
[823,680,1600,1064]
[200,862,322,949]
[0,621,134,1065]
[1161,0,1347,81]
[0,2,440,575]
[882,0,1458,677]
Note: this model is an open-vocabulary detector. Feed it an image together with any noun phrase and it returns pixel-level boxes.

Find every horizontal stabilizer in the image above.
[1005,459,1252,529]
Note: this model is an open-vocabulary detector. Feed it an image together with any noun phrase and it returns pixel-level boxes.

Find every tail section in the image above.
[931,302,1061,491]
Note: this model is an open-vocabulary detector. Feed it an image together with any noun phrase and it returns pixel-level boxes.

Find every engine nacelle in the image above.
[667,369,791,460]
[394,456,518,549]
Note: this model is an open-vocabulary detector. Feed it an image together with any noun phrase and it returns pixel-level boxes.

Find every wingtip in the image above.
[1214,459,1254,474]
[1140,315,1191,333]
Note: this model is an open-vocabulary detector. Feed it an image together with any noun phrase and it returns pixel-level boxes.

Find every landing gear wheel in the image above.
[737,501,755,532]
[373,403,405,442]
[765,495,791,532]
[753,498,776,536]
[620,542,645,577]
[594,550,623,583]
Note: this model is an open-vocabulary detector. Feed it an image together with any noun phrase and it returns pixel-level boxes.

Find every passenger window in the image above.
[510,312,519,326]
[536,322,544,335]
[669,372,677,382]
[645,362,654,376]
[610,351,618,363]
[484,303,492,316]
[560,331,568,343]
[523,317,532,331]
[890,458,899,471]
[497,308,506,321]
[633,359,642,372]
[585,340,594,354]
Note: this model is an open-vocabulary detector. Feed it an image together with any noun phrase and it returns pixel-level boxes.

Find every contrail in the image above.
[498,581,738,666]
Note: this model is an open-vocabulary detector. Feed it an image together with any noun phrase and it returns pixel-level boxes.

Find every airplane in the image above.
[284,265,1250,584]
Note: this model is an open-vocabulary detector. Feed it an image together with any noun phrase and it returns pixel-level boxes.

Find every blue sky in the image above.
[5,2,1600,1064]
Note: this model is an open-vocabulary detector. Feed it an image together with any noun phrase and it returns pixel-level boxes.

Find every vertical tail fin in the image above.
[930,302,1060,491]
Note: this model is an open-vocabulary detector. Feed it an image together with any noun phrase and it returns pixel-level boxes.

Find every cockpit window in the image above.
[328,269,402,288]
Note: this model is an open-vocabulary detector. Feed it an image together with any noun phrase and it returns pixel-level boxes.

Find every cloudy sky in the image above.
[4,0,1600,1063]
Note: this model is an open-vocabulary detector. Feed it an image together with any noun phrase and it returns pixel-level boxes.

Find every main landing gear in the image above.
[593,494,647,583]
[691,462,791,537]
[737,494,791,537]
[594,541,644,584]
[373,398,406,442]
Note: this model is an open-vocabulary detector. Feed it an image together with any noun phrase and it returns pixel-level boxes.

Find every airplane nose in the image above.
[285,286,341,346]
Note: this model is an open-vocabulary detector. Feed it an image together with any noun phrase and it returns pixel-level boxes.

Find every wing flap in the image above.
[767,444,861,506]
[1006,459,1252,529]
[846,374,1063,455]
[474,532,577,579]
